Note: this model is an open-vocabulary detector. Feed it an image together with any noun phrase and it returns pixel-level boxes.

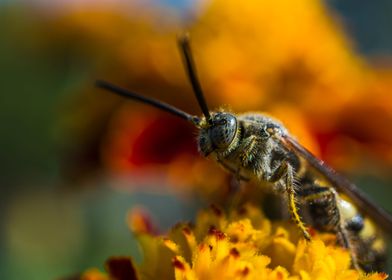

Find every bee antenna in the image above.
[96,80,200,125]
[178,33,211,122]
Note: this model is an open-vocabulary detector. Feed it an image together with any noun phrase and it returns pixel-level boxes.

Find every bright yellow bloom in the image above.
[82,204,388,280]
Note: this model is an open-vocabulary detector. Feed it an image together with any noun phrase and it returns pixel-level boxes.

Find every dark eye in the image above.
[209,113,237,149]
[219,119,227,125]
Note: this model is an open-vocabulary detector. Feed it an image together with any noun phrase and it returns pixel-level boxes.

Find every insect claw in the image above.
[303,231,312,242]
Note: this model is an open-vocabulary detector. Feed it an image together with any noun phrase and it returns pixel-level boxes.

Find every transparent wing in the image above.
[280,134,392,235]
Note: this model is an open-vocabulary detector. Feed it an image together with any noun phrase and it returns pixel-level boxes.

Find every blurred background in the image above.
[2,0,392,279]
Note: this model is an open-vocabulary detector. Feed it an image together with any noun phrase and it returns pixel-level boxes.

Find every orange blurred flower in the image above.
[42,0,392,190]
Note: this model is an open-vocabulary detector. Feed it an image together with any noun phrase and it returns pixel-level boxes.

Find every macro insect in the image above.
[96,34,392,272]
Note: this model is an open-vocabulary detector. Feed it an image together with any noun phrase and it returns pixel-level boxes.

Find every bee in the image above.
[96,34,392,272]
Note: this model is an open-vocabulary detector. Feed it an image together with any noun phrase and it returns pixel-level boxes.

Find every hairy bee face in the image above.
[198,112,238,156]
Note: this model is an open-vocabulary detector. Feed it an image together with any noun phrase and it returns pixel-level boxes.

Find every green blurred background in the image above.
[1,1,392,279]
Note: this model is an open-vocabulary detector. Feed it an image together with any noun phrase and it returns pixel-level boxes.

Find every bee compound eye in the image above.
[209,114,237,149]
[220,119,227,125]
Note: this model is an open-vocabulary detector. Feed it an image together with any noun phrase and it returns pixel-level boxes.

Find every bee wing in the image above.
[280,134,392,234]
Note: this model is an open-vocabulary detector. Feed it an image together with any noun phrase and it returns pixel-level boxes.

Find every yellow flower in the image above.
[82,204,388,280]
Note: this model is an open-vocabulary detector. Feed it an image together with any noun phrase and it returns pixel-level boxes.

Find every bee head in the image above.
[198,112,238,156]
[98,35,238,158]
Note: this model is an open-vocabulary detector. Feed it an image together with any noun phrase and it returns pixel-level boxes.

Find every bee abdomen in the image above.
[301,185,387,272]
[298,184,340,232]
[352,217,387,272]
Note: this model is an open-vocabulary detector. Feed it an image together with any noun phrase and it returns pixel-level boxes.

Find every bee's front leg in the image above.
[266,161,312,241]
[239,135,258,167]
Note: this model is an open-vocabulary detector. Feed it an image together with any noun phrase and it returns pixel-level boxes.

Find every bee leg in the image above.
[267,161,312,241]
[298,187,360,270]
[338,228,360,270]
[330,189,360,270]
[239,135,258,166]
[226,174,244,210]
